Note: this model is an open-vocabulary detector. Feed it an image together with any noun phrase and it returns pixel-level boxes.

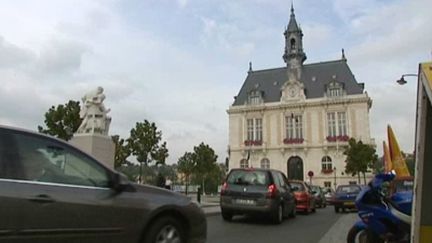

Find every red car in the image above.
[289,180,316,214]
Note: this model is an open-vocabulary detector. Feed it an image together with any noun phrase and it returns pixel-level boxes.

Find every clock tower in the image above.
[283,4,306,81]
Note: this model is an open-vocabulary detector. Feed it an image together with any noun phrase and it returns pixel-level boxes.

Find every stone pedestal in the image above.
[70,133,115,169]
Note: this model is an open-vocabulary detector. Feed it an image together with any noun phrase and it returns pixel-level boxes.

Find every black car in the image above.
[0,125,206,243]
[310,185,326,208]
[333,184,363,213]
[220,168,296,224]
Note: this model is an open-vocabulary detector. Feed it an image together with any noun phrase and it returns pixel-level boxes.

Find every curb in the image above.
[205,211,221,216]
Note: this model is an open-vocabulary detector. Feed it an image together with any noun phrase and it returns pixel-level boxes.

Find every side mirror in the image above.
[111,172,131,192]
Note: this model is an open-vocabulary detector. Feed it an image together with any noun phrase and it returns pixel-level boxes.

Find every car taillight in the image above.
[267,184,277,198]
[220,182,228,195]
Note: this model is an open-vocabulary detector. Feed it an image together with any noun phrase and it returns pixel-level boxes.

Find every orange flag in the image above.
[387,125,410,177]
[383,141,392,173]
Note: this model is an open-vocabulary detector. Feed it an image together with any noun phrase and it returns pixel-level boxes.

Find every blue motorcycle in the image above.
[347,172,412,243]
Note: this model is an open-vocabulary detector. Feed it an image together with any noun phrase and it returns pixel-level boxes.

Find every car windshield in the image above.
[311,186,321,193]
[290,182,305,191]
[337,185,361,193]
[227,170,269,186]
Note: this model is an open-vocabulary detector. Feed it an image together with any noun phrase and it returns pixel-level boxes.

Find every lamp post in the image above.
[333,166,337,190]
[396,74,418,85]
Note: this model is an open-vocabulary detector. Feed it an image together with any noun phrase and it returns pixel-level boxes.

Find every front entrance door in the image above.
[287,156,304,180]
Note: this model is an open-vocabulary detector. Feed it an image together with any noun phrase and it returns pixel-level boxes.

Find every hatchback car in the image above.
[333,184,362,213]
[289,180,316,214]
[220,168,296,224]
[0,126,206,243]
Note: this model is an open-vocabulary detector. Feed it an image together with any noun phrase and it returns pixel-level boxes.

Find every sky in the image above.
[0,0,430,164]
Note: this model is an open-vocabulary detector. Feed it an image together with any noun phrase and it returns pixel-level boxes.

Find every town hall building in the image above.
[227,6,375,188]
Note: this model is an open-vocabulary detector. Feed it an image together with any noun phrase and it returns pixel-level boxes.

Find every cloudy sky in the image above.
[0,0,430,164]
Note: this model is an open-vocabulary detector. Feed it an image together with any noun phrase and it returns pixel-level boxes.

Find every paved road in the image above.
[207,207,349,243]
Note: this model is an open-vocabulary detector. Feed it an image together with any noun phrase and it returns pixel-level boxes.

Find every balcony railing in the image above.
[283,138,304,144]
[326,135,349,142]
[244,140,263,146]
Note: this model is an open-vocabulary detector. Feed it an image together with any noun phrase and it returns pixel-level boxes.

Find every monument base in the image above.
[70,133,115,169]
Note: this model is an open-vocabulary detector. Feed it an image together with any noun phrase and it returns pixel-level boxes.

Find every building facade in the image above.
[227,6,375,188]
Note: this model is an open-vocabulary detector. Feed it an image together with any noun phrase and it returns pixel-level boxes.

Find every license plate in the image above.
[344,202,355,206]
[234,199,256,205]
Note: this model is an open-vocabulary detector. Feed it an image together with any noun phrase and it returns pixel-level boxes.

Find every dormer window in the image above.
[329,87,341,97]
[248,90,263,105]
[326,81,344,97]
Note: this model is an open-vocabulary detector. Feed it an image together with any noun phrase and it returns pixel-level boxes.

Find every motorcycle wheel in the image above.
[347,226,383,243]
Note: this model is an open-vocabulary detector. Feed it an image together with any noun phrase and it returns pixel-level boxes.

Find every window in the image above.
[321,156,332,171]
[247,119,254,141]
[4,130,110,187]
[327,112,337,137]
[329,87,341,97]
[249,91,262,105]
[338,112,347,136]
[240,159,249,168]
[246,118,263,142]
[324,181,332,188]
[255,118,262,141]
[260,158,270,169]
[285,115,303,139]
[327,112,347,137]
[290,38,296,50]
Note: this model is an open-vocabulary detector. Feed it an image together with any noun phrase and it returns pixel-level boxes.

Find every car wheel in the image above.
[342,207,346,213]
[312,202,316,213]
[143,216,185,243]
[272,204,283,224]
[221,211,233,221]
[334,206,340,213]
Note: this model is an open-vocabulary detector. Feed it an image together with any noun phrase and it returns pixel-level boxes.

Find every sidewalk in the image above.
[188,194,221,216]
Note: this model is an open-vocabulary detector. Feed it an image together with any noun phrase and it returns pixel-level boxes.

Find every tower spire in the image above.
[283,3,306,67]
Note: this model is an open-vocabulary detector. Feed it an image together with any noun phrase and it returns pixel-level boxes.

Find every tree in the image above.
[38,100,81,141]
[152,141,169,165]
[112,135,131,169]
[344,138,378,184]
[177,152,195,194]
[192,143,218,194]
[127,120,168,183]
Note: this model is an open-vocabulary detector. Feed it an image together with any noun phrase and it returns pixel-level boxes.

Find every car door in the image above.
[278,172,296,213]
[2,128,144,243]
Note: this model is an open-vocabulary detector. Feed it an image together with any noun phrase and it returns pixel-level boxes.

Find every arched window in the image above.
[290,38,296,49]
[260,158,270,169]
[321,156,332,171]
[240,159,249,168]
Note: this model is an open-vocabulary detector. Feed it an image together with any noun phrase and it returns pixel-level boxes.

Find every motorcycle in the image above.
[347,172,413,243]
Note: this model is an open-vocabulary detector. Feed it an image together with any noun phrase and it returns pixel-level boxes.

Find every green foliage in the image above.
[112,135,131,169]
[344,138,378,184]
[38,100,81,141]
[152,141,169,165]
[128,120,167,165]
[177,152,195,194]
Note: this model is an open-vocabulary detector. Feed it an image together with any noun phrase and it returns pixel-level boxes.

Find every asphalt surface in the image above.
[206,206,346,243]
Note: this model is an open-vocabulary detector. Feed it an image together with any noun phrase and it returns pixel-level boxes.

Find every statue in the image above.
[76,87,111,135]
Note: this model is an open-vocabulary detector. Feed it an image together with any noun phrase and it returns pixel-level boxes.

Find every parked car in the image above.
[220,168,296,224]
[0,125,206,243]
[323,187,335,205]
[310,185,326,208]
[333,184,363,213]
[289,180,316,214]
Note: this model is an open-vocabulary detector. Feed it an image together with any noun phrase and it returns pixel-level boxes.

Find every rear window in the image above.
[227,170,270,186]
[337,185,361,193]
[290,182,305,191]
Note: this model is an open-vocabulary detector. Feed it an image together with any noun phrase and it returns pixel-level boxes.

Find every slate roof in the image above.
[232,59,365,106]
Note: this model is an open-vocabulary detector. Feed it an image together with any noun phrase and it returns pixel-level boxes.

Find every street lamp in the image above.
[396,74,418,85]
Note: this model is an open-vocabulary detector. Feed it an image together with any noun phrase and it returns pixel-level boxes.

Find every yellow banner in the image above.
[383,141,392,173]
[387,125,410,177]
